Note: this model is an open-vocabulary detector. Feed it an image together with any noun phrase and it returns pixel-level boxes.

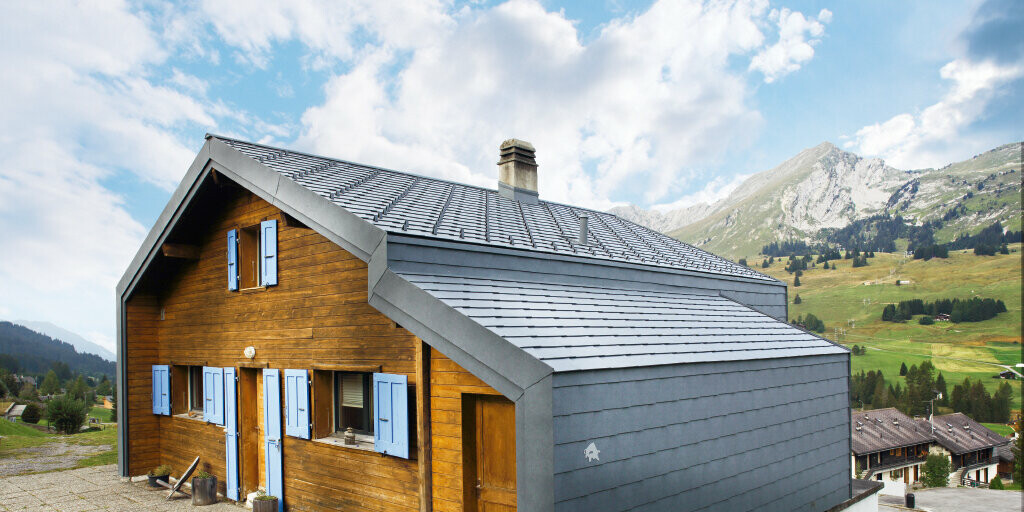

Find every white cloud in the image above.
[849,58,1023,168]
[0,1,236,354]
[295,0,823,209]
[197,0,454,69]
[749,7,830,83]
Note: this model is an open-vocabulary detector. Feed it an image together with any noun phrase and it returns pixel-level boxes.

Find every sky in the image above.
[0,0,1021,354]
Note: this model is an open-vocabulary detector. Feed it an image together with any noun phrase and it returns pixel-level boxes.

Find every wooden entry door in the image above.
[465,395,517,512]
[238,368,260,498]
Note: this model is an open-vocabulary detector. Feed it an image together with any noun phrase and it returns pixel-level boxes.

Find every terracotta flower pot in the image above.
[191,475,218,506]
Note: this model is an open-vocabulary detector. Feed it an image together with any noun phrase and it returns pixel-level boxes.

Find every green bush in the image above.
[922,454,951,487]
[46,395,88,434]
[989,475,1004,489]
[149,464,172,477]
[21,403,41,424]
[918,316,934,325]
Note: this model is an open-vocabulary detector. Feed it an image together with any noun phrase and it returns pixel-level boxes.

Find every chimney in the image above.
[497,139,538,203]
[578,214,589,245]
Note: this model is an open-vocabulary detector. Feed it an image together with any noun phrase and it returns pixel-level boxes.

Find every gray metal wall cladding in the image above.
[552,354,851,512]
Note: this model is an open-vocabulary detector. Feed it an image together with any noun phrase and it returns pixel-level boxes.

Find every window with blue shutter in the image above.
[152,365,170,415]
[203,367,225,425]
[260,220,277,286]
[372,373,409,459]
[227,229,239,291]
[284,369,310,439]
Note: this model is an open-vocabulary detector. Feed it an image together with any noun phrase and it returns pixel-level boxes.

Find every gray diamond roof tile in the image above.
[211,135,775,282]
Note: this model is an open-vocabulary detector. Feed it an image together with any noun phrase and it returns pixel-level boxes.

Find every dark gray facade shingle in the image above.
[551,355,851,511]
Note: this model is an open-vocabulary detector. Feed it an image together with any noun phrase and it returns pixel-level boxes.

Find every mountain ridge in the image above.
[14,320,115,361]
[612,142,1022,259]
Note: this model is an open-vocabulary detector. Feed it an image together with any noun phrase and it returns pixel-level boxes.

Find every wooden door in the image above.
[239,368,260,497]
[466,395,516,512]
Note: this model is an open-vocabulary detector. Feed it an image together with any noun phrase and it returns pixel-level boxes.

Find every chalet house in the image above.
[926,413,1009,486]
[3,403,25,422]
[850,408,932,495]
[996,442,1014,480]
[116,135,852,511]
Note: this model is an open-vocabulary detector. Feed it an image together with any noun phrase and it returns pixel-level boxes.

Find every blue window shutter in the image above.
[203,367,225,425]
[152,365,169,415]
[283,369,310,439]
[260,220,277,286]
[373,373,409,459]
[227,229,238,291]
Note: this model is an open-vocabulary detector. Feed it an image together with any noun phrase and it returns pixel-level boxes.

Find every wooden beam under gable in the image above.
[161,243,201,260]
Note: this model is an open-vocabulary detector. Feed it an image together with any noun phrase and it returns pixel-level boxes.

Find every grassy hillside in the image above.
[759,245,1022,410]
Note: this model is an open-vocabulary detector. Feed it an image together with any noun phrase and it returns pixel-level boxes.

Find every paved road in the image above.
[0,464,242,511]
[879,487,1022,512]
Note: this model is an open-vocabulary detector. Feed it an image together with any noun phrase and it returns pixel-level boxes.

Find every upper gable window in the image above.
[228,219,277,291]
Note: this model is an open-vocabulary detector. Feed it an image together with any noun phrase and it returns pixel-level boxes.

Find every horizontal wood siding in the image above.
[125,293,159,475]
[430,348,502,512]
[551,354,852,512]
[127,188,420,511]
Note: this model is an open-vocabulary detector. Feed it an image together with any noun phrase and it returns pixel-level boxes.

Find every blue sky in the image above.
[0,0,1021,353]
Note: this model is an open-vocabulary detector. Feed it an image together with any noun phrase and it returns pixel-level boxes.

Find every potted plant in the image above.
[191,470,218,506]
[252,489,279,512]
[147,465,172,488]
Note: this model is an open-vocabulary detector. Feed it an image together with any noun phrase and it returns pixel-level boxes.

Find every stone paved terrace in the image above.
[0,465,242,511]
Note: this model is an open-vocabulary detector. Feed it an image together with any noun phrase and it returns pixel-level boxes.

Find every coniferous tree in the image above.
[899,362,908,376]
[793,294,802,304]
[935,373,948,406]
[40,370,60,395]
[794,275,801,287]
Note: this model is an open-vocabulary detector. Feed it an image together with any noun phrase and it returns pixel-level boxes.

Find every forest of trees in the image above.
[850,361,1013,423]
[791,313,825,333]
[913,244,949,260]
[881,297,1007,323]
[0,321,114,377]
[819,214,939,253]
[947,221,1022,251]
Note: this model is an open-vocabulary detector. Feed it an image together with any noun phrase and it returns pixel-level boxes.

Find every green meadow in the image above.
[760,245,1023,411]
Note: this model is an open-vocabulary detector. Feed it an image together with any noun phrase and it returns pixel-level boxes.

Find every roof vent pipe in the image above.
[578,214,589,245]
[497,139,539,204]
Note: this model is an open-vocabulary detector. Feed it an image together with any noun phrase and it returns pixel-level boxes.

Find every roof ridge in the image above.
[207,133,777,282]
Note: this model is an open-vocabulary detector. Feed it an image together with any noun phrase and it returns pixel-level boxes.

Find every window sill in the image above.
[313,434,376,453]
[239,286,267,293]
[174,412,208,423]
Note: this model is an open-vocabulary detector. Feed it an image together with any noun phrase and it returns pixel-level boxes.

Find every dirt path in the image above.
[0,441,111,476]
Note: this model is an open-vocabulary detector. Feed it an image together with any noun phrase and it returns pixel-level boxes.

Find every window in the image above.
[189,366,204,412]
[334,372,373,435]
[228,220,277,291]
[239,225,260,289]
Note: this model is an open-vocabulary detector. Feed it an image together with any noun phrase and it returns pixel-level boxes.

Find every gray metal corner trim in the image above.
[516,374,554,511]
[369,268,553,399]
[116,296,127,476]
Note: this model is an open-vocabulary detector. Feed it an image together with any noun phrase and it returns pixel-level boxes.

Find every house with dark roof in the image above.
[850,408,932,495]
[925,413,1010,486]
[116,135,852,511]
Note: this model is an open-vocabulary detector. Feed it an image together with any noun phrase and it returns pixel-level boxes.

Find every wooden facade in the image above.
[124,187,450,510]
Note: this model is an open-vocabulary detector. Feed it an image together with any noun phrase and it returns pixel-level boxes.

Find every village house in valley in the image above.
[850,408,1011,494]
[117,135,852,511]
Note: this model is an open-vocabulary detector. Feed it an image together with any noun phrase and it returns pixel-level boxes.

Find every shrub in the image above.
[919,316,934,325]
[255,489,277,501]
[195,470,213,479]
[793,294,802,304]
[149,465,172,477]
[21,403,41,424]
[922,454,951,487]
[989,475,1004,490]
[46,394,88,434]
